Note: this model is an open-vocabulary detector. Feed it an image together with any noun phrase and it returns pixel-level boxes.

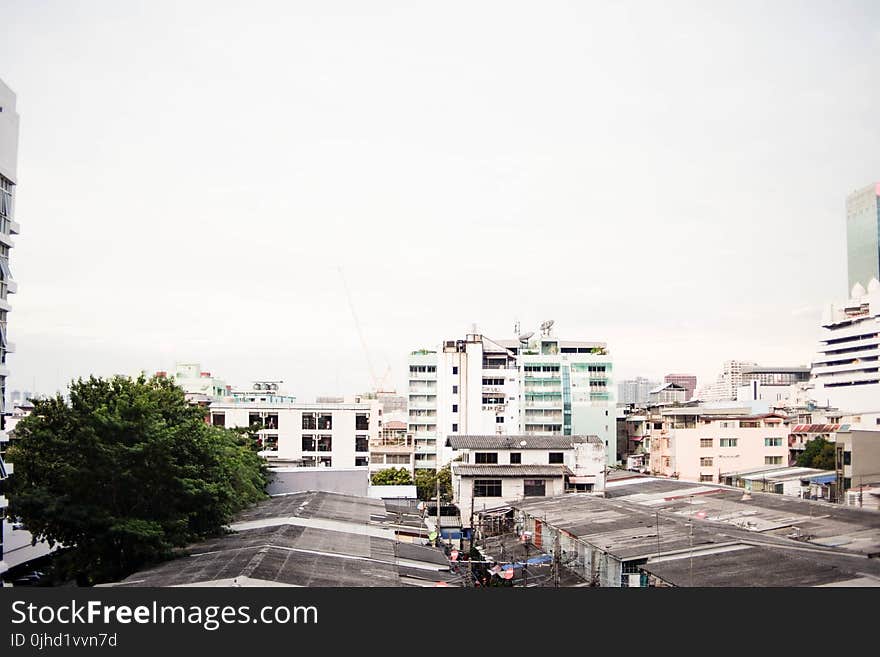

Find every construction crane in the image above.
[338,266,391,392]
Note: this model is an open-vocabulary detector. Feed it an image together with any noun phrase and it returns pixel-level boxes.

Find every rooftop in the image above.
[446,435,602,450]
[106,492,460,587]
[508,475,880,582]
[453,464,573,477]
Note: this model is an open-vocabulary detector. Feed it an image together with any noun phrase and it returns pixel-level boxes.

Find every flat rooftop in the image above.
[106,491,459,587]
[508,475,880,586]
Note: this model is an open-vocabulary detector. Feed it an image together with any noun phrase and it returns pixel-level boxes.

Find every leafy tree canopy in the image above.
[6,375,267,584]
[796,437,836,470]
[370,467,413,486]
[414,465,452,502]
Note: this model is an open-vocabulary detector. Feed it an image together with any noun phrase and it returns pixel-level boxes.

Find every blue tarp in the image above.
[500,554,553,570]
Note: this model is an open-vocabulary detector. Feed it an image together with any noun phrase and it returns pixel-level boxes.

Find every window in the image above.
[452,404,458,413]
[302,435,316,452]
[700,438,713,448]
[548,452,564,464]
[356,414,369,431]
[509,453,522,464]
[719,438,738,447]
[740,421,759,428]
[452,385,458,394]
[496,416,504,423]
[302,414,317,430]
[211,413,225,427]
[765,456,783,465]
[524,479,546,497]
[265,413,279,429]
[699,474,714,482]
[452,366,458,375]
[355,435,369,452]
[249,412,262,427]
[318,414,332,430]
[317,435,332,452]
[475,452,498,464]
[355,456,369,467]
[452,423,458,432]
[764,437,782,447]
[302,456,317,467]
[700,457,713,467]
[474,479,502,497]
[844,451,852,466]
[262,435,278,452]
[319,456,332,467]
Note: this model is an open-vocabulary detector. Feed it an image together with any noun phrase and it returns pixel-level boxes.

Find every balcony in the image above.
[9,219,19,235]
[6,281,16,295]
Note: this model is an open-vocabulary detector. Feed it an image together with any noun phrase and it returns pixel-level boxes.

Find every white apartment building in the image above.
[209,392,380,469]
[407,324,616,469]
[646,407,790,483]
[809,280,880,413]
[0,79,21,577]
[447,434,606,525]
[696,360,757,401]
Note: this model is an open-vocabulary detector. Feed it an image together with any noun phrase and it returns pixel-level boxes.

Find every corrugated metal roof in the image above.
[446,435,601,450]
[453,464,572,477]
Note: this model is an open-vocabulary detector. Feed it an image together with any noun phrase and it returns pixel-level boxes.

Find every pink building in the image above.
[647,408,789,483]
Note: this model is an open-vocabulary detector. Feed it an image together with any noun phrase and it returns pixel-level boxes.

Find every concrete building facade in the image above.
[0,79,21,577]
[809,280,880,413]
[407,325,616,469]
[646,408,789,483]
[209,397,380,469]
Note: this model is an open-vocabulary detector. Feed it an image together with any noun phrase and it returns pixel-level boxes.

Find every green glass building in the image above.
[846,183,880,292]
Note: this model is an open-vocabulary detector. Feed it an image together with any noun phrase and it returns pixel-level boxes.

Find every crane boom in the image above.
[338,266,380,390]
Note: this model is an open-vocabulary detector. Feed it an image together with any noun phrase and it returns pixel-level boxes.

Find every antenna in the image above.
[519,331,534,344]
[540,320,555,336]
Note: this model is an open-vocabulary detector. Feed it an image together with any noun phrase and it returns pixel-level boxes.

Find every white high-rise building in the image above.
[0,79,21,577]
[407,324,617,468]
[696,360,757,401]
[809,280,880,413]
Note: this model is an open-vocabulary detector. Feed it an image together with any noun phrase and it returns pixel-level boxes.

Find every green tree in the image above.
[414,465,452,502]
[370,467,414,486]
[796,437,836,470]
[6,375,268,585]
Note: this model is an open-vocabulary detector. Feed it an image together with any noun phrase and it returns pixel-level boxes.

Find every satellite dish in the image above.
[519,331,534,342]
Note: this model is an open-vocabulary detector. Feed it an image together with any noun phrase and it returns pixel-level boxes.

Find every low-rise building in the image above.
[209,395,379,469]
[647,407,789,483]
[719,465,828,496]
[447,434,606,524]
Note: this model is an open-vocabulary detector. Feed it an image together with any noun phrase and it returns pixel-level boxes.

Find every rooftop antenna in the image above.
[514,319,520,337]
[540,319,555,337]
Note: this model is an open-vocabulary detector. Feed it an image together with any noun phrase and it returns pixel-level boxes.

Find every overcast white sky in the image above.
[1,0,879,399]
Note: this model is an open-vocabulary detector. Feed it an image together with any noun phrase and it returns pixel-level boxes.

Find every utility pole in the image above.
[435,475,441,548]
[553,532,561,588]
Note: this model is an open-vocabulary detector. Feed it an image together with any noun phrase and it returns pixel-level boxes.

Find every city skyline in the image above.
[1,1,879,400]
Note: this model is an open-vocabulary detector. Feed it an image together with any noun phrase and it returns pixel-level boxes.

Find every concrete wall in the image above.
[456,476,566,526]
[266,468,368,497]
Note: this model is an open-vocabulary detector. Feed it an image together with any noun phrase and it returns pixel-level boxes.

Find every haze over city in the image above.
[1,0,879,399]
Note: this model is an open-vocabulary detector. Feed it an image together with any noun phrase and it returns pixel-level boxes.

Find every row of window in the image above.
[300,435,370,452]
[473,452,564,464]
[699,455,785,468]
[698,437,783,447]
[211,413,369,431]
[473,479,547,497]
